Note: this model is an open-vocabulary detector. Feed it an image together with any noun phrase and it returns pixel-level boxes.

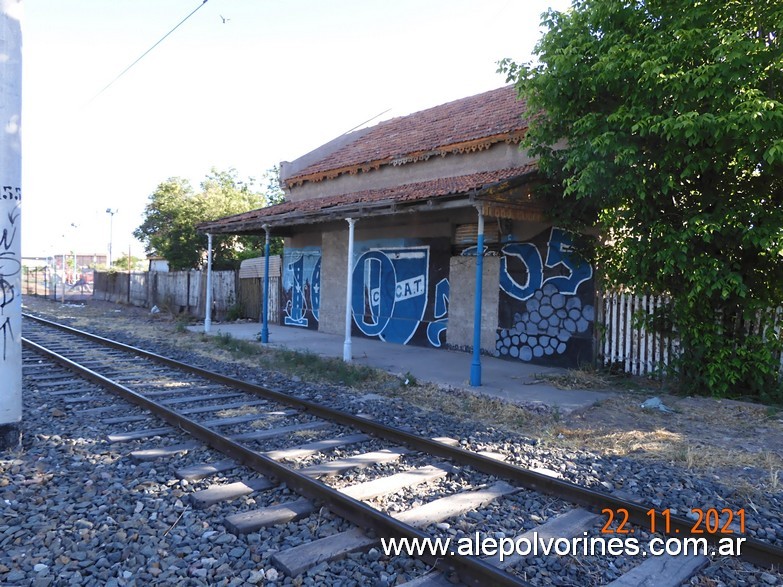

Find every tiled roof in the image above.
[284,86,527,186]
[200,164,536,233]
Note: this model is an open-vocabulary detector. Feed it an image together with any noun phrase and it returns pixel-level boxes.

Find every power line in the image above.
[88,0,210,104]
[341,108,391,135]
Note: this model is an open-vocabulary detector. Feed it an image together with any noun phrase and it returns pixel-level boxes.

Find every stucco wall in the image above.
[319,229,346,336]
[446,255,499,353]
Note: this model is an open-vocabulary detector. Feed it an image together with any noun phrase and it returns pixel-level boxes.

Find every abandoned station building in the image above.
[200,86,595,369]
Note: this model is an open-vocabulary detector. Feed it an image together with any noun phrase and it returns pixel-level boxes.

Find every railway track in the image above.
[20,313,783,586]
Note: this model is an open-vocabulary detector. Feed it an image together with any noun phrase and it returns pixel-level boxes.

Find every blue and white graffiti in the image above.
[310,257,321,322]
[496,228,594,363]
[426,278,449,347]
[351,246,430,345]
[283,248,321,328]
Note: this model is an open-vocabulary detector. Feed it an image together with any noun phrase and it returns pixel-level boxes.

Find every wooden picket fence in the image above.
[597,291,676,376]
[598,291,783,377]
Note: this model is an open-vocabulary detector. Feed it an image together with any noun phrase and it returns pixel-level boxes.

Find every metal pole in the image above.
[0,0,22,449]
[343,218,356,362]
[61,250,66,303]
[70,223,78,287]
[126,244,131,304]
[204,233,213,333]
[106,208,116,267]
[261,224,271,343]
[470,209,485,386]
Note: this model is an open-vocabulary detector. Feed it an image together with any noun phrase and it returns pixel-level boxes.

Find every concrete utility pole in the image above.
[0,0,23,450]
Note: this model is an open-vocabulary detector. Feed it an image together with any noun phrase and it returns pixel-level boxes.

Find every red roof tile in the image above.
[200,164,536,233]
[285,86,527,186]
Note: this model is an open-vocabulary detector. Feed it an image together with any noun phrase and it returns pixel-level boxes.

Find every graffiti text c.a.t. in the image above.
[351,247,429,345]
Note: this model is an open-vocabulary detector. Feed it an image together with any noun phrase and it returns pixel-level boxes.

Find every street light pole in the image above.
[106,208,117,267]
[61,242,65,304]
[70,222,78,282]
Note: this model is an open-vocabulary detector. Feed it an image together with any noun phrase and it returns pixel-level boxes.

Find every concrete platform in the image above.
[190,321,612,412]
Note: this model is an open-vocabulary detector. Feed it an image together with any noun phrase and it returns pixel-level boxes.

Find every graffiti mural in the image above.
[496,227,594,366]
[0,205,20,360]
[282,247,321,329]
[426,278,449,347]
[350,238,450,347]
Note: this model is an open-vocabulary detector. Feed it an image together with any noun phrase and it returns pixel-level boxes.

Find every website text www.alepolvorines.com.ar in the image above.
[381,531,747,562]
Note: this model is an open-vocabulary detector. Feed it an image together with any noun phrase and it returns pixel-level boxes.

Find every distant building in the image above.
[147,256,170,272]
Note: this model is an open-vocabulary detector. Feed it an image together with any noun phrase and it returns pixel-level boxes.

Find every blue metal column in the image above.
[261,224,271,343]
[470,210,484,386]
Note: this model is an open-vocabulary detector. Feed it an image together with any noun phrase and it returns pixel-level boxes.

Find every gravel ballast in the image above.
[1,299,781,586]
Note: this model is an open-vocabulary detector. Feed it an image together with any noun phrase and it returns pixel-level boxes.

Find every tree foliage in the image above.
[134,168,281,271]
[112,252,144,271]
[502,0,783,400]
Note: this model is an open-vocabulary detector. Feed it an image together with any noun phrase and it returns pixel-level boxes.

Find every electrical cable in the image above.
[88,0,209,104]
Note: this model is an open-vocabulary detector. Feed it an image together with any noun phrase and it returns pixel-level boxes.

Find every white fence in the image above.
[598,292,677,376]
[599,291,783,377]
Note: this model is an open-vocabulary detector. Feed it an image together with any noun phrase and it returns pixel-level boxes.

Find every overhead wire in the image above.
[88,0,210,104]
[341,108,391,135]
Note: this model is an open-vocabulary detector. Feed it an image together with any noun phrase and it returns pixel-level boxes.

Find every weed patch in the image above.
[269,349,389,387]
[212,332,260,357]
[387,382,553,434]
[539,364,665,394]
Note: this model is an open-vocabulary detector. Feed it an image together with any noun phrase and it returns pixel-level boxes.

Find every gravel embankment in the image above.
[1,301,780,586]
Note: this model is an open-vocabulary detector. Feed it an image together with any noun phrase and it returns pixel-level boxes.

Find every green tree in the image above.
[134,168,271,270]
[261,165,286,206]
[112,252,144,271]
[502,0,783,400]
[133,177,204,270]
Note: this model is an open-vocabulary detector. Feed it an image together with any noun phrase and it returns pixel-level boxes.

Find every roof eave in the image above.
[284,131,527,188]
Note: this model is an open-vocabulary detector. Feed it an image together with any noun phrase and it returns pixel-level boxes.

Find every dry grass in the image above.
[215,405,262,418]
[554,426,683,456]
[387,381,552,434]
[290,428,324,440]
[766,452,781,491]
[388,379,783,495]
[538,363,665,394]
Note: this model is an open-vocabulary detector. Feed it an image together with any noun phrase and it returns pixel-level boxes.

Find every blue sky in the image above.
[22,0,570,259]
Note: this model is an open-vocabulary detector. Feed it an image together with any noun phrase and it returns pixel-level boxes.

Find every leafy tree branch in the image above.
[502,0,783,399]
[134,167,283,271]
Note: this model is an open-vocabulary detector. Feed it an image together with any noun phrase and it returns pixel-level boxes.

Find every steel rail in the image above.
[22,314,783,570]
[22,334,530,587]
